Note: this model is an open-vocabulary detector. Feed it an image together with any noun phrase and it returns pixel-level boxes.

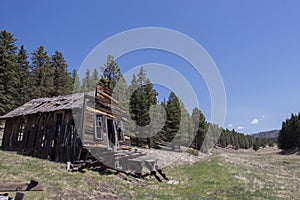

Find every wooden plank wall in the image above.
[1,119,14,150]
[1,110,83,163]
[1,93,125,163]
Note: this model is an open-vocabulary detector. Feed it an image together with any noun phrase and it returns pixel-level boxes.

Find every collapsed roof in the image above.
[0,92,92,119]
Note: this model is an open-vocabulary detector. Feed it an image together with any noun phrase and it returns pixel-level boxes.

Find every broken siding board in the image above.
[10,118,20,150]
[59,124,68,162]
[72,126,82,161]
[55,124,64,162]
[80,96,87,145]
[33,114,47,157]
[8,118,17,149]
[24,115,36,151]
[83,108,96,144]
[1,119,12,150]
[42,114,56,159]
[0,120,4,139]
[87,106,114,118]
[96,85,118,104]
[28,115,39,154]
[64,120,74,161]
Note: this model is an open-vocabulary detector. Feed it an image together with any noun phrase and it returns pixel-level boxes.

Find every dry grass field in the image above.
[0,147,299,199]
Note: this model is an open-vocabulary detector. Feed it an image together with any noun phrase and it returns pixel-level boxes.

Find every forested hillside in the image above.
[252,130,279,138]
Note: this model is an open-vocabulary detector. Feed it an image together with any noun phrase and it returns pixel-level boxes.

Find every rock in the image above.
[167,180,179,185]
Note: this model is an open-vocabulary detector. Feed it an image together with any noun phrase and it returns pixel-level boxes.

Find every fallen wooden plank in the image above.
[0,179,44,192]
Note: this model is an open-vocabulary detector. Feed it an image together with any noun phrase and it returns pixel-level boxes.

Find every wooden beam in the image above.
[0,179,44,192]
[85,106,115,118]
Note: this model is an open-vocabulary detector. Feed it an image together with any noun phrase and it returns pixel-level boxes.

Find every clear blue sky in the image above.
[1,0,300,134]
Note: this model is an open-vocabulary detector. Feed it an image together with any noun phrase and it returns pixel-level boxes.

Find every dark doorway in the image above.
[107,119,115,148]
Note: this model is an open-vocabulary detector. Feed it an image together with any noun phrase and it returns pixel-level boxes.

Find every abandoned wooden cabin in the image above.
[0,86,128,164]
[1,85,168,180]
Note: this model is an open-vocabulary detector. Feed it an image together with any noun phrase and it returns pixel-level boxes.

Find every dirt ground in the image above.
[137,147,209,169]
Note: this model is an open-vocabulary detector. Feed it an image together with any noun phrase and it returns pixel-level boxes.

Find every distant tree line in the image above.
[251,130,279,139]
[217,129,276,151]
[278,113,300,151]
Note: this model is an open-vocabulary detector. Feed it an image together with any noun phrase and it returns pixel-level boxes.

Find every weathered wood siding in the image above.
[1,110,83,163]
[1,92,126,164]
[0,120,4,146]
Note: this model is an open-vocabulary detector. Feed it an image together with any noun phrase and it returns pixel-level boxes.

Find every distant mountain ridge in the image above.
[251,130,279,138]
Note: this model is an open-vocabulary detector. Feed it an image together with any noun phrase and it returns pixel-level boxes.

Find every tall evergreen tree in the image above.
[81,69,92,92]
[100,55,122,91]
[129,74,139,122]
[31,45,53,98]
[177,101,190,146]
[191,107,207,150]
[137,67,147,86]
[143,79,158,147]
[91,68,99,89]
[202,123,221,153]
[51,50,72,96]
[164,92,181,150]
[129,68,158,147]
[71,69,81,93]
[278,113,300,151]
[128,74,139,142]
[16,45,31,106]
[0,30,18,115]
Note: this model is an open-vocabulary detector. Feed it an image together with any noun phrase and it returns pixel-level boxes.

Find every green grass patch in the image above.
[132,158,274,200]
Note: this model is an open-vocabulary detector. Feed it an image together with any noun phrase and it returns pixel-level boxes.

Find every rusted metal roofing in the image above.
[0,92,94,119]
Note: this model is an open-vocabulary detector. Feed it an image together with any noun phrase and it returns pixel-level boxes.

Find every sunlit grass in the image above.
[0,148,299,199]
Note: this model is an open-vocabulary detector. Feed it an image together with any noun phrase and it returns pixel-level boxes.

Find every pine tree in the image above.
[129,69,158,147]
[129,74,139,143]
[152,100,167,146]
[91,68,99,89]
[244,137,250,149]
[164,92,181,150]
[137,67,147,85]
[0,30,18,115]
[153,99,167,143]
[278,113,300,151]
[31,45,53,98]
[16,45,31,106]
[253,142,259,151]
[52,50,72,96]
[81,69,92,92]
[219,132,227,147]
[191,107,207,150]
[177,101,191,146]
[71,69,81,93]
[129,74,139,121]
[100,55,122,91]
[202,123,222,152]
[143,79,158,148]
